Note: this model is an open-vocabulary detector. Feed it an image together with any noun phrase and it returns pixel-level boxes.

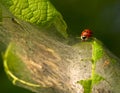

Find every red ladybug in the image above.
[81,29,92,41]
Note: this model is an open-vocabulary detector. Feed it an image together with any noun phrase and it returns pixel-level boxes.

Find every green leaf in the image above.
[92,73,104,85]
[3,0,57,25]
[2,0,68,38]
[77,39,105,93]
[92,39,104,62]
[53,14,68,38]
[78,79,92,93]
[78,74,104,93]
[3,43,40,88]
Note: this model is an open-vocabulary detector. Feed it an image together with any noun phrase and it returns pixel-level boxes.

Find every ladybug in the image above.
[81,29,92,41]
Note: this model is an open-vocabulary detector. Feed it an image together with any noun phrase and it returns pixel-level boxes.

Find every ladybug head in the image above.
[81,29,92,41]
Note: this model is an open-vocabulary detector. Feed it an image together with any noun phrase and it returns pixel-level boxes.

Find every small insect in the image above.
[11,18,20,25]
[81,29,92,41]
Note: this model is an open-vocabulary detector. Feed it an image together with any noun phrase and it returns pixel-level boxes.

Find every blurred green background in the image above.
[0,0,120,93]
